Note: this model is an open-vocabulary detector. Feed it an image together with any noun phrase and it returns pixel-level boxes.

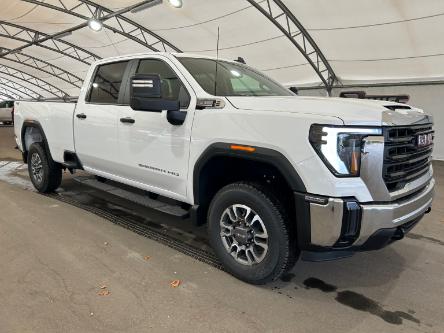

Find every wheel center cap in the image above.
[233,227,251,245]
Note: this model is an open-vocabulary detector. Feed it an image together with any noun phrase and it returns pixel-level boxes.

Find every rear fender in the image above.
[21,120,53,163]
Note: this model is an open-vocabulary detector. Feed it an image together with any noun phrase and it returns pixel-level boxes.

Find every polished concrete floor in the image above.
[0,125,443,333]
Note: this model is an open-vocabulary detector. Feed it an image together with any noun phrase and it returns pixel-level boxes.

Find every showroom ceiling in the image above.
[0,0,444,99]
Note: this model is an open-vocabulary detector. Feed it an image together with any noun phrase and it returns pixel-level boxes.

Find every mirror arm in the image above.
[167,110,187,126]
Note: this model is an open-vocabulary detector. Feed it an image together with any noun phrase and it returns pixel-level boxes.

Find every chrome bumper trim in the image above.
[308,178,434,247]
[310,199,343,247]
[355,178,434,245]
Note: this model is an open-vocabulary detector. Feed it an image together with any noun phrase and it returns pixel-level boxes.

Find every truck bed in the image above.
[14,100,77,163]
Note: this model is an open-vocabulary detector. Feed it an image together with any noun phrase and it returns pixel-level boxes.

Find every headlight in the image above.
[309,125,382,177]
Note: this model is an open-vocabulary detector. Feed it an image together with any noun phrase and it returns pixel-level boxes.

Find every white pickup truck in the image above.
[14,53,435,284]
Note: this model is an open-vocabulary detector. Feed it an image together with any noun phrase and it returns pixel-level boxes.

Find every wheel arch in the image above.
[21,120,53,163]
[191,143,306,224]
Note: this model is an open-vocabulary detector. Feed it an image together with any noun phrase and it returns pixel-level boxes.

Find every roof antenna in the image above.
[214,26,220,96]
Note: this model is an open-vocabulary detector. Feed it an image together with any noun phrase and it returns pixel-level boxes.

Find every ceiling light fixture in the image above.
[87,18,103,32]
[168,0,183,8]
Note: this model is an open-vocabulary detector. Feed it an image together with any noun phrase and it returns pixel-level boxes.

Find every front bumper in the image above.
[295,178,434,260]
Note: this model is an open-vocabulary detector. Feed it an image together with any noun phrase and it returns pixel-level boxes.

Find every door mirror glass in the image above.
[130,74,180,112]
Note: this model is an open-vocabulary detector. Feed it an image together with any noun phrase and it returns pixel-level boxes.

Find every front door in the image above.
[116,57,194,202]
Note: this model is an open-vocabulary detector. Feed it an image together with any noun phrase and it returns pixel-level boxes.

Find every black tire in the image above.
[208,182,298,284]
[27,142,62,193]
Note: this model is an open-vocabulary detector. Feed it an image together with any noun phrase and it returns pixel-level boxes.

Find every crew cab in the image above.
[0,100,14,125]
[14,53,435,284]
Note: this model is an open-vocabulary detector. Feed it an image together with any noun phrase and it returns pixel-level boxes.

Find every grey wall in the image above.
[299,84,444,160]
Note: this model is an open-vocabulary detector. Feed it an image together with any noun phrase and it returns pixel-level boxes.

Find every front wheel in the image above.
[27,142,62,193]
[208,182,298,284]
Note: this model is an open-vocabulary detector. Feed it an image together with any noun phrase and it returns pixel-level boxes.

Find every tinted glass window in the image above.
[137,59,190,108]
[88,61,129,104]
[178,57,293,97]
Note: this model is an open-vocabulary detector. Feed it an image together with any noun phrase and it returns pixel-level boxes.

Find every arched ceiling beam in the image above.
[0,86,22,100]
[0,1,165,65]
[22,0,182,53]
[0,48,83,88]
[0,21,100,65]
[246,0,338,93]
[0,91,16,100]
[0,64,68,98]
[0,78,42,99]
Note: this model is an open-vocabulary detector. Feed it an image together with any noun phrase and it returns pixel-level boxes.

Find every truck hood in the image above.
[226,96,432,126]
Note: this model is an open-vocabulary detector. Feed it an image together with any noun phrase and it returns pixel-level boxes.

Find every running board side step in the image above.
[301,250,354,262]
[73,176,189,219]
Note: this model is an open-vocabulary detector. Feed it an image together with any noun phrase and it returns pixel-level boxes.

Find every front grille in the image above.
[383,124,434,191]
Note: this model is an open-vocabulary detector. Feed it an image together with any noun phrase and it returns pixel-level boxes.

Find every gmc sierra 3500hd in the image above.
[14,53,434,284]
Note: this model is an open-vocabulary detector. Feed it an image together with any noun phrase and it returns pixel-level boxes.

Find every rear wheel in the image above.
[27,142,62,193]
[208,182,298,284]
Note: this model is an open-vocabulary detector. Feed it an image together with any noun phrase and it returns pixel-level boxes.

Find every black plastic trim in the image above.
[294,192,311,250]
[334,200,362,248]
[189,205,205,226]
[301,250,354,262]
[63,150,83,170]
[193,143,307,205]
[21,120,53,163]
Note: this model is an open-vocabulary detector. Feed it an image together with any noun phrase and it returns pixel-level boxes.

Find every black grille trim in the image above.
[383,124,434,191]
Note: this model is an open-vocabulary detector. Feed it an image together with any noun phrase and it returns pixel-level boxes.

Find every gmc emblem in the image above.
[417,133,433,147]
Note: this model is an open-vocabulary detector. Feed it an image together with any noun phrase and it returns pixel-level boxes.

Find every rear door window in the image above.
[88,61,129,104]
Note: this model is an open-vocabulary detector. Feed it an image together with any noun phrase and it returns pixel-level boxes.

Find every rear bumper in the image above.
[295,178,434,260]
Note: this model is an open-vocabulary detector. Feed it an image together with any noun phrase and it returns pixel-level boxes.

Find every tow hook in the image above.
[392,228,404,241]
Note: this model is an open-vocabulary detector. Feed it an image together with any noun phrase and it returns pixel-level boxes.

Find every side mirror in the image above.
[130,74,180,112]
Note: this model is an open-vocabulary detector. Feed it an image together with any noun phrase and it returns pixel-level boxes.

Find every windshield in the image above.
[177,57,293,97]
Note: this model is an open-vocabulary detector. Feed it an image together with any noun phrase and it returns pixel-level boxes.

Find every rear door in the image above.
[74,60,130,176]
[116,56,195,201]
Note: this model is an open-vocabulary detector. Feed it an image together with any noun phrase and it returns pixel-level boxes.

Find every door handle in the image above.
[76,113,87,119]
[120,117,135,124]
